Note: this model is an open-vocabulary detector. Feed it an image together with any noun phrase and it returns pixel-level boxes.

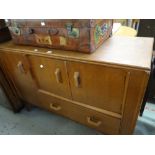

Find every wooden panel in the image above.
[120,70,149,134]
[28,56,71,99]
[37,91,121,134]
[67,61,128,114]
[0,59,23,112]
[1,52,39,104]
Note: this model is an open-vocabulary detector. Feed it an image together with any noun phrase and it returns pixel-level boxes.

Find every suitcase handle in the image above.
[28,28,59,35]
[48,29,59,35]
[29,28,35,34]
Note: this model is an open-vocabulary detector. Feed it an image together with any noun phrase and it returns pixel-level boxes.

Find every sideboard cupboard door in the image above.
[28,56,72,99]
[67,61,129,114]
[1,52,38,104]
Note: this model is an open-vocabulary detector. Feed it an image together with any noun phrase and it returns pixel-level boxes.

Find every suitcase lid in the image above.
[7,19,105,28]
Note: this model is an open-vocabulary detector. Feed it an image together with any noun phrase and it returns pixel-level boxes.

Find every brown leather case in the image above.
[7,19,113,53]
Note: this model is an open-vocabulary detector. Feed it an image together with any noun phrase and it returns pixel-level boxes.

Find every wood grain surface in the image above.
[0,36,153,134]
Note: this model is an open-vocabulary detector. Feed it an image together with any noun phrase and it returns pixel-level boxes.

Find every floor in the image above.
[0,89,155,135]
[0,104,155,135]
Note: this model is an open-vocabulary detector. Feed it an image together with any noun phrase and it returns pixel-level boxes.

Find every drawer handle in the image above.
[50,103,61,111]
[87,116,102,127]
[55,68,62,83]
[17,61,25,74]
[74,72,80,87]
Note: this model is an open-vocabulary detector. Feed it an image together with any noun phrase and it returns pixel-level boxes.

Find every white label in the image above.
[41,22,45,26]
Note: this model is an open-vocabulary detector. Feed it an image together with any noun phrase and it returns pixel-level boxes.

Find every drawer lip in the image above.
[38,89,122,119]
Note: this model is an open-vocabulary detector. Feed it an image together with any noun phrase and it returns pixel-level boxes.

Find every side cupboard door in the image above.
[1,52,39,104]
[67,61,129,114]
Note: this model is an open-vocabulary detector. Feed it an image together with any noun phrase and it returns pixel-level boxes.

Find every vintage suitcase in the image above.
[0,19,12,43]
[7,19,113,53]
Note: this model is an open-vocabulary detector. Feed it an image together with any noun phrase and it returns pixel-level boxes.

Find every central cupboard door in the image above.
[28,56,71,99]
[67,61,129,114]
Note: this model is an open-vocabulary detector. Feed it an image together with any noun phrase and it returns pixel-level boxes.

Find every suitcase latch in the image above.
[9,26,21,36]
[66,23,73,32]
[66,23,79,38]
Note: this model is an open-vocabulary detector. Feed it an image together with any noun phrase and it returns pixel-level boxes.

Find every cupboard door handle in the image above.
[87,116,102,127]
[17,61,25,74]
[50,103,61,111]
[74,72,80,87]
[55,68,62,83]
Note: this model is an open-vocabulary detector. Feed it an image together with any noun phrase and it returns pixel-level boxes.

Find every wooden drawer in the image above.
[36,91,121,134]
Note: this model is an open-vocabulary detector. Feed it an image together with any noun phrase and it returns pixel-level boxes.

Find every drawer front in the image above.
[28,56,71,99]
[67,61,129,114]
[37,91,121,134]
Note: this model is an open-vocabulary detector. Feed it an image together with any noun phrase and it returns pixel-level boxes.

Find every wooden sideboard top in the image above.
[0,36,154,70]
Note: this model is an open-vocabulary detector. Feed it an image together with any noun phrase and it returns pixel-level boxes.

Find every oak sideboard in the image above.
[0,36,153,134]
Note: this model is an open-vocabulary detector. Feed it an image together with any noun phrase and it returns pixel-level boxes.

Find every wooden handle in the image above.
[87,117,102,127]
[74,72,80,87]
[55,68,62,83]
[17,61,25,74]
[50,103,61,111]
